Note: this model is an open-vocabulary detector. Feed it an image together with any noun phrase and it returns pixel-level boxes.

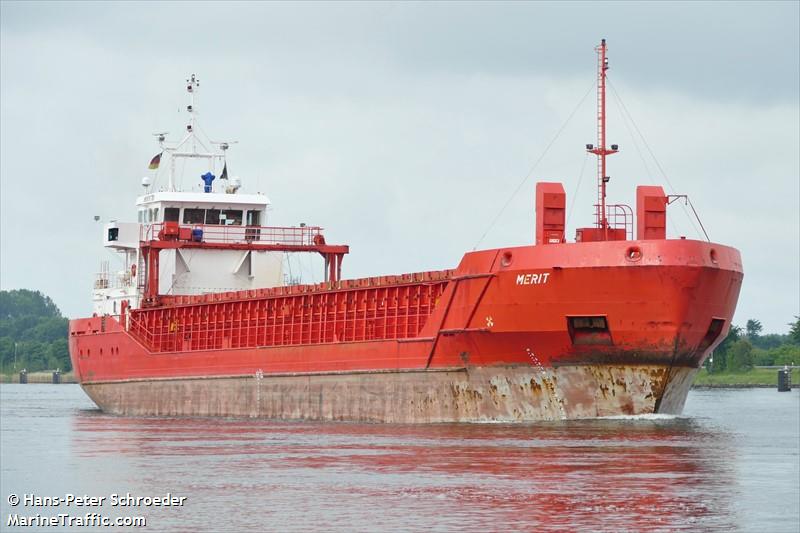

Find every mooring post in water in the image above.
[777,367,791,392]
[19,369,27,384]
[52,370,61,384]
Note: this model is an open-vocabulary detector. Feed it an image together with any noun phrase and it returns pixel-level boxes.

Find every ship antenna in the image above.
[171,74,200,191]
[187,74,198,153]
[160,74,223,192]
[586,39,618,237]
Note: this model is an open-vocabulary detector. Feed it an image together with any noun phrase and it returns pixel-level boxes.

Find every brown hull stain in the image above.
[81,365,698,423]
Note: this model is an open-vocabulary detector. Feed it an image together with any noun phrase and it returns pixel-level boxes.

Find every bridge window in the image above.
[247,210,261,226]
[183,208,205,224]
[221,209,243,225]
[205,209,221,225]
[164,208,179,222]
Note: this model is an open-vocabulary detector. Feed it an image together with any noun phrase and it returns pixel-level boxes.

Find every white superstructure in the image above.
[92,74,285,316]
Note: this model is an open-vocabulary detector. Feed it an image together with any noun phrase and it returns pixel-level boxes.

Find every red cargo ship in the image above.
[69,42,743,422]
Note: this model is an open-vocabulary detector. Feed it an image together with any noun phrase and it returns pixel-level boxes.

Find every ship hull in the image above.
[79,364,697,422]
[70,239,742,422]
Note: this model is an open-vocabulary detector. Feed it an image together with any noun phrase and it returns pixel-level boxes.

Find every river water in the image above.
[1,385,798,532]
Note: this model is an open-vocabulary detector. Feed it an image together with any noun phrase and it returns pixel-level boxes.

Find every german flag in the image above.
[148,152,163,170]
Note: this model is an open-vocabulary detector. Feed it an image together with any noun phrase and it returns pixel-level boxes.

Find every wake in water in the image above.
[595,413,690,421]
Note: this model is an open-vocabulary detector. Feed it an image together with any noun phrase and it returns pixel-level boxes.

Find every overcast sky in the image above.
[1,1,798,333]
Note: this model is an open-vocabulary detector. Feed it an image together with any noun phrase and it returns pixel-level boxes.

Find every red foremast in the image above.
[579,38,627,243]
[589,39,618,234]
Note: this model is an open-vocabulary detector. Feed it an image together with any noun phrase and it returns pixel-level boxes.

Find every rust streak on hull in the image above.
[81,365,698,423]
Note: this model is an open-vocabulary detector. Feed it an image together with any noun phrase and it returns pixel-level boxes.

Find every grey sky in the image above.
[1,1,798,333]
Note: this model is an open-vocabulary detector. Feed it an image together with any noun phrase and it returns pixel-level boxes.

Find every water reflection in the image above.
[71,410,738,532]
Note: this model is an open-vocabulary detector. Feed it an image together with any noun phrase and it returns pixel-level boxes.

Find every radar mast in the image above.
[155,74,233,192]
[586,39,619,238]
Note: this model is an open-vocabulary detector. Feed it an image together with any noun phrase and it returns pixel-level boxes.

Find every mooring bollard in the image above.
[52,371,61,384]
[19,370,27,384]
[777,368,792,392]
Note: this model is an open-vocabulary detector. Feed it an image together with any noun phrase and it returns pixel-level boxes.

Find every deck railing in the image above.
[141,223,325,246]
[593,203,633,240]
[94,271,134,290]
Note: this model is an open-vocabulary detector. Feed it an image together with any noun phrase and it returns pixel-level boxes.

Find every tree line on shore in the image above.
[0,288,798,375]
[706,317,800,373]
[0,289,70,373]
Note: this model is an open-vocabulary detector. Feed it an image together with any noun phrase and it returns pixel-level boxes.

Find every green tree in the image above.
[727,339,754,372]
[789,316,800,345]
[709,324,742,373]
[751,333,789,350]
[745,319,763,339]
[0,289,70,373]
[768,344,800,366]
[751,347,772,366]
[0,290,60,319]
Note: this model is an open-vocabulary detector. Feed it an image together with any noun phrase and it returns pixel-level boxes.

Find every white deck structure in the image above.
[93,75,286,316]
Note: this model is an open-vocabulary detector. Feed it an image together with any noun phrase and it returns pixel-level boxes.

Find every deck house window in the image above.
[205,209,221,225]
[221,209,243,225]
[164,208,179,222]
[183,208,205,224]
[247,210,261,226]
